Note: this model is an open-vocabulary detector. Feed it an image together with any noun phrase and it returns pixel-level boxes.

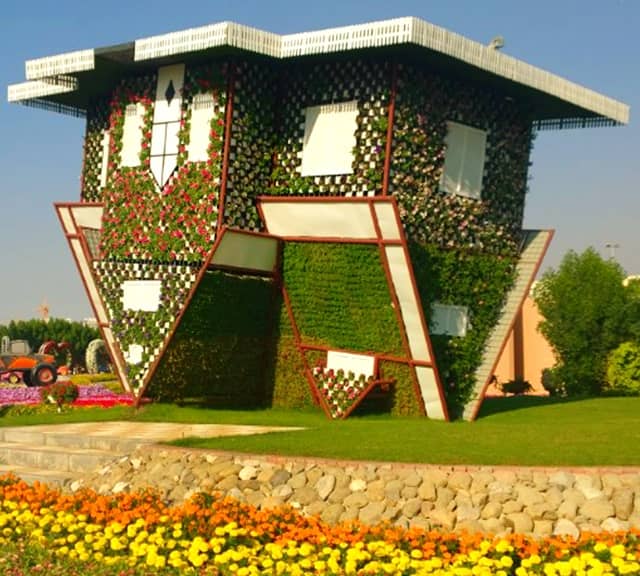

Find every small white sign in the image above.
[326,350,375,379]
[125,344,144,365]
[122,280,162,312]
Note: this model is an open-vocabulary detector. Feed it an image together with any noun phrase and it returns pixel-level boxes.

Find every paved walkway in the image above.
[4,421,300,444]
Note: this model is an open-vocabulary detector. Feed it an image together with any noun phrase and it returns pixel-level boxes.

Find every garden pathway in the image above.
[0,422,299,486]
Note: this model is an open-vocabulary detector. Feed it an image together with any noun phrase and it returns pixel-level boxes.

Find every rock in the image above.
[316,475,336,501]
[321,504,344,525]
[403,472,422,487]
[422,469,448,487]
[239,466,258,481]
[270,469,291,487]
[343,492,369,509]
[328,486,351,504]
[580,498,615,522]
[575,474,603,500]
[506,512,533,534]
[359,501,386,525]
[428,508,456,531]
[305,501,327,517]
[401,486,418,499]
[289,473,307,490]
[554,518,580,539]
[216,476,239,491]
[471,491,488,508]
[481,501,502,520]
[340,507,360,522]
[385,479,404,500]
[273,484,293,500]
[549,471,574,489]
[456,519,483,534]
[349,478,367,492]
[612,489,634,520]
[480,517,509,535]
[601,517,629,532]
[533,520,554,537]
[401,498,422,519]
[516,486,545,508]
[112,481,129,493]
[435,486,454,507]
[557,500,579,520]
[448,472,472,490]
[456,504,480,523]
[418,480,436,501]
[502,500,524,514]
[259,496,285,510]
[291,486,318,507]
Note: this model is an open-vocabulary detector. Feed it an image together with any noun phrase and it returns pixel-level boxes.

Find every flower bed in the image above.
[0,475,637,574]
[0,384,134,407]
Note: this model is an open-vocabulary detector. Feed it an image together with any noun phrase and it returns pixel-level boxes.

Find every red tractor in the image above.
[0,337,58,386]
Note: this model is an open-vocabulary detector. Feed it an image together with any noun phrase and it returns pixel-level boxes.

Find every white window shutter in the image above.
[441,121,486,200]
[300,100,358,177]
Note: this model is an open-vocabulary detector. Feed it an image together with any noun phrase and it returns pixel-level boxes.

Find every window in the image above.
[430,303,469,337]
[120,103,145,167]
[300,100,358,177]
[440,121,487,200]
[122,280,162,312]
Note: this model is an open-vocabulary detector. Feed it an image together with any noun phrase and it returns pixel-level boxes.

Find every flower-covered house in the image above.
[8,18,628,419]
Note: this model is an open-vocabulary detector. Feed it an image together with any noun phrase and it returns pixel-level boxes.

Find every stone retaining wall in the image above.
[74,447,640,538]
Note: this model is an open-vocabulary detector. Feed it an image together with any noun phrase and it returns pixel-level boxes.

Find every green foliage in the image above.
[270,299,314,410]
[0,319,99,368]
[534,248,630,396]
[40,381,80,407]
[541,367,566,397]
[380,361,423,417]
[409,242,516,417]
[149,270,274,405]
[391,65,531,253]
[499,378,533,395]
[605,341,640,396]
[282,243,404,355]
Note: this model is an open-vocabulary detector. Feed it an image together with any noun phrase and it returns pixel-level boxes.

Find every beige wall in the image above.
[488,296,556,395]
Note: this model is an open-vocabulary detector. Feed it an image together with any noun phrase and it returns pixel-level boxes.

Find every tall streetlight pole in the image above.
[605,242,620,259]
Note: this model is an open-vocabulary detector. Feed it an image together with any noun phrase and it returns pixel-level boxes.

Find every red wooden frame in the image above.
[257,195,448,419]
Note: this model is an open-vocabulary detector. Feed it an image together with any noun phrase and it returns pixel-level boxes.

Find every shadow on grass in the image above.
[475,394,586,418]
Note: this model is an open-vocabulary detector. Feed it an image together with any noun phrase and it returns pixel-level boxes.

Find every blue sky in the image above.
[1,0,637,323]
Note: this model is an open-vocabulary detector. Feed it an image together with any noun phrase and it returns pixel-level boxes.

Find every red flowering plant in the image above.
[99,65,227,263]
[312,364,373,419]
[39,381,79,410]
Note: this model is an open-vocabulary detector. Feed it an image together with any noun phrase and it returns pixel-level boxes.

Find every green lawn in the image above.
[1,396,639,466]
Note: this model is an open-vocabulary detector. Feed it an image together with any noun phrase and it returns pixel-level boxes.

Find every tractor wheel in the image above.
[8,373,21,385]
[31,364,57,387]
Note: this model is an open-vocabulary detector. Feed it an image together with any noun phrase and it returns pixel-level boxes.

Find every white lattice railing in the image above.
[25,49,94,80]
[9,17,630,125]
[7,79,76,102]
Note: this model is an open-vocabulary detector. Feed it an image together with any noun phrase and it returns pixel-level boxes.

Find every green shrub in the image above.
[605,341,640,396]
[499,377,533,395]
[40,382,79,408]
[541,367,567,397]
[534,248,629,396]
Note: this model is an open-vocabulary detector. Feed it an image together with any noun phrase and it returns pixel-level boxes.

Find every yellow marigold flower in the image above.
[411,549,423,559]
[500,555,514,568]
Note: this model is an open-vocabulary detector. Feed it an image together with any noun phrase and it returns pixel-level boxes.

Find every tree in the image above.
[533,248,629,396]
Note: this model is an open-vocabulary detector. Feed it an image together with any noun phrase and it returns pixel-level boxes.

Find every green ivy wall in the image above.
[75,54,531,416]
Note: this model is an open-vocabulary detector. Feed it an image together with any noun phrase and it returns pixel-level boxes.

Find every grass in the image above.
[0,395,639,467]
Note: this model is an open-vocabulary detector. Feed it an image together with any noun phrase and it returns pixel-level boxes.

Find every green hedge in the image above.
[409,241,516,418]
[148,270,275,405]
[282,242,404,355]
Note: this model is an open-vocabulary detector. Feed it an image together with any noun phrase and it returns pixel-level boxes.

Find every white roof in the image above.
[7,17,629,125]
